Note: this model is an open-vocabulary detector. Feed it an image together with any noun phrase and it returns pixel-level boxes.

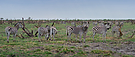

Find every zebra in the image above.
[66,21,89,43]
[5,22,23,43]
[92,23,111,42]
[112,21,124,37]
[50,23,58,41]
[38,25,50,42]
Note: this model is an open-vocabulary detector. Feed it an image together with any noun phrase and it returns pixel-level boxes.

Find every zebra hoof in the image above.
[7,41,9,43]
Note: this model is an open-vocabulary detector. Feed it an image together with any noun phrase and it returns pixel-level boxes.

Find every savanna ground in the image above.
[0,20,135,57]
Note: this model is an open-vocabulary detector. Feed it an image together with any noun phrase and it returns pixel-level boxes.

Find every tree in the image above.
[0,18,4,24]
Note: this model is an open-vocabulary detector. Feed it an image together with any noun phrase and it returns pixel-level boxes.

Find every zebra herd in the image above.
[5,21,123,43]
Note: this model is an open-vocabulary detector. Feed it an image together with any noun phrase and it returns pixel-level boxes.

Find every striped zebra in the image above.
[66,21,89,43]
[50,23,58,41]
[38,25,50,42]
[5,22,23,43]
[92,23,111,42]
[112,21,124,37]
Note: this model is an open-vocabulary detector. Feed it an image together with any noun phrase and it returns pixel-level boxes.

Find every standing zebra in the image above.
[5,22,23,43]
[66,21,89,43]
[50,22,58,41]
[38,25,50,42]
[92,23,111,42]
[112,22,124,37]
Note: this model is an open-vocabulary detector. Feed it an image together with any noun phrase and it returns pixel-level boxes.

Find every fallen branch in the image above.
[128,31,135,38]
[22,27,31,37]
[21,34,25,39]
[35,31,38,37]
[16,35,21,38]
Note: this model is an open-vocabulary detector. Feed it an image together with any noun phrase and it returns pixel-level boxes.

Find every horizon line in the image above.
[1,18,135,20]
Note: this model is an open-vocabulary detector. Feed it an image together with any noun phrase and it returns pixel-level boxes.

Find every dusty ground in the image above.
[36,40,135,57]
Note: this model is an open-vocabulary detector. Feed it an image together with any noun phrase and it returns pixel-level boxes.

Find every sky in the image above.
[0,0,135,20]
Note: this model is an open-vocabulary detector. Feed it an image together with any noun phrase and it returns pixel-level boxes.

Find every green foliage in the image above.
[91,50,103,54]
[59,47,75,54]
[84,45,90,47]
[43,51,52,54]
[34,49,41,52]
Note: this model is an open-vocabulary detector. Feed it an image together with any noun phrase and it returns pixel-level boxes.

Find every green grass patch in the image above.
[84,45,90,47]
[43,51,52,54]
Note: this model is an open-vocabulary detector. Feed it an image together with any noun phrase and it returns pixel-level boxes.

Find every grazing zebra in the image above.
[112,22,124,37]
[50,23,58,41]
[38,25,50,42]
[66,21,89,43]
[92,23,111,42]
[5,22,23,43]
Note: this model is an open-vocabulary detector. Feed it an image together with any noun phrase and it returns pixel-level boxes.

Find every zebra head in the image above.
[104,23,111,30]
[82,21,89,27]
[14,22,23,28]
[82,21,89,31]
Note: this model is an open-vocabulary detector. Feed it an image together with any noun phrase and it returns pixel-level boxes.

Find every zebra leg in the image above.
[13,33,17,42]
[112,31,115,37]
[93,32,96,42]
[67,32,72,41]
[79,32,82,42]
[75,35,78,41]
[102,32,106,42]
[44,34,47,41]
[50,29,53,40]
[117,31,120,37]
[38,33,42,42]
[83,33,86,43]
[53,33,55,41]
[69,33,71,41]
[50,34,53,40]
[7,33,10,43]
